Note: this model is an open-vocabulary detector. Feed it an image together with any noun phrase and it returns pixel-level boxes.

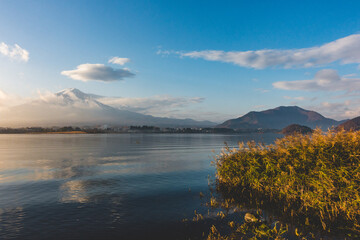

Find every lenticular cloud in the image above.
[61,63,135,82]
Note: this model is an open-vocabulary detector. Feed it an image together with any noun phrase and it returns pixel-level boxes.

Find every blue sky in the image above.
[1,0,360,122]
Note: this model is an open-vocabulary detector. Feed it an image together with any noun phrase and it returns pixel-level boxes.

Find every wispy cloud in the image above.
[0,42,29,62]
[108,57,130,65]
[179,34,360,69]
[343,73,357,78]
[273,69,360,92]
[98,95,205,116]
[308,100,356,120]
[156,49,181,57]
[254,88,270,93]
[0,89,28,110]
[61,63,135,82]
[253,105,267,109]
[284,96,306,101]
[284,96,317,101]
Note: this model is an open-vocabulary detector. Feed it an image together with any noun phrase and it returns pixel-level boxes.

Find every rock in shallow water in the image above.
[244,213,260,223]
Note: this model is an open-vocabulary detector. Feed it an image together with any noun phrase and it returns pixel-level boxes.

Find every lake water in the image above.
[0,133,281,239]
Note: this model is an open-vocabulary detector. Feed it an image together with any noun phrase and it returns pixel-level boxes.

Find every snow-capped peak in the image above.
[56,88,90,100]
[56,88,103,102]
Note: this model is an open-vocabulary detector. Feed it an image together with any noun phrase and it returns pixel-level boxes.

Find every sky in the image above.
[1,0,360,122]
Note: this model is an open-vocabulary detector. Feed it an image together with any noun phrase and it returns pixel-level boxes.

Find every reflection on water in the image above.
[61,180,90,203]
[0,207,24,239]
[0,133,281,239]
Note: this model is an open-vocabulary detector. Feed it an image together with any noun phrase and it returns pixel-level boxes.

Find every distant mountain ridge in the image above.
[336,116,360,131]
[217,106,343,130]
[0,88,216,128]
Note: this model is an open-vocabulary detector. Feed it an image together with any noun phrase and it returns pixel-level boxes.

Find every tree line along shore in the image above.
[0,126,278,134]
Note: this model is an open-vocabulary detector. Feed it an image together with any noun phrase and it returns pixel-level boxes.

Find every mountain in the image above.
[336,116,360,131]
[217,106,341,130]
[0,88,215,128]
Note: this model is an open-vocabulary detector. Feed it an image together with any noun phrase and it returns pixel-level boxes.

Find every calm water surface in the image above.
[0,133,281,239]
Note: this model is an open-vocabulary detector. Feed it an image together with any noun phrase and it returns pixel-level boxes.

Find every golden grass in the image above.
[213,129,360,238]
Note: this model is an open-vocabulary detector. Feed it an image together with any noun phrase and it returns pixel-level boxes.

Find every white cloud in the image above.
[273,69,360,92]
[61,64,135,82]
[180,34,360,69]
[0,42,29,62]
[108,57,130,65]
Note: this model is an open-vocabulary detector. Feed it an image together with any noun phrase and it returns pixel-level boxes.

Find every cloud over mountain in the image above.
[97,95,204,117]
[0,88,213,127]
[180,34,360,69]
[0,42,29,62]
[61,64,135,82]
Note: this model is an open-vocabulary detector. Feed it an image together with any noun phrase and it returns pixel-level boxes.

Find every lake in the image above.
[0,133,281,239]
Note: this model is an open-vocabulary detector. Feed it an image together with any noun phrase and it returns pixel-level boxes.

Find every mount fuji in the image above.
[0,88,216,128]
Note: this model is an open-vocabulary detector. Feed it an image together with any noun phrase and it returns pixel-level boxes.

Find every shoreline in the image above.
[0,131,282,135]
